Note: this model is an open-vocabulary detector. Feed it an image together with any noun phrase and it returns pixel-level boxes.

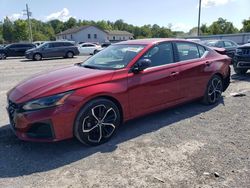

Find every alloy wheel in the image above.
[34,54,42,61]
[81,104,117,143]
[207,77,222,103]
[0,53,6,60]
[67,52,73,58]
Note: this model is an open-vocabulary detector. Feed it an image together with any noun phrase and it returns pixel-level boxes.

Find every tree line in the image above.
[0,17,250,43]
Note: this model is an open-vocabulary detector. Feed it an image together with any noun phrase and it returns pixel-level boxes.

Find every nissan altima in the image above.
[7,39,231,146]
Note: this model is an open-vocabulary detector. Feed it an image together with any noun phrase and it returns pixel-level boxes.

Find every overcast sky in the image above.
[0,0,249,32]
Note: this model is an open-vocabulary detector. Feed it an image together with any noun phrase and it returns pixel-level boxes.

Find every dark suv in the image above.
[233,43,250,75]
[0,43,36,59]
[25,41,80,61]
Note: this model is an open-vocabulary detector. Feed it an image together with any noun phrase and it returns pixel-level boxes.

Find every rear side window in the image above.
[53,42,64,47]
[198,45,206,57]
[176,42,199,61]
[215,41,224,48]
[64,42,73,46]
[224,41,237,47]
[142,42,174,67]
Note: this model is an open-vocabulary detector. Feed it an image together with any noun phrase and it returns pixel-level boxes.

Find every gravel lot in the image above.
[0,57,249,188]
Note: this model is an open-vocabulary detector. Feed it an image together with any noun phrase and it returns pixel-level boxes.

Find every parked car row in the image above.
[25,41,80,60]
[0,41,113,61]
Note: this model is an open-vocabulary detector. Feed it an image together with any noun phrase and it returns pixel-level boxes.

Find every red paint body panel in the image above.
[7,39,231,142]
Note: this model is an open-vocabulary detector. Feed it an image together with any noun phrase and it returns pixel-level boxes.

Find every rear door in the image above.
[7,44,21,56]
[53,42,65,57]
[128,42,182,117]
[174,42,212,100]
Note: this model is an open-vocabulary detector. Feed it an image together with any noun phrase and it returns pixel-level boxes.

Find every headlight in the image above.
[236,49,242,54]
[22,91,73,111]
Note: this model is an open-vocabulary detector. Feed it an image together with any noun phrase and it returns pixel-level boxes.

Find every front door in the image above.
[128,42,182,117]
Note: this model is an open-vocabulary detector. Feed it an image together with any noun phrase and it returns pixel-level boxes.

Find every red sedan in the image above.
[7,39,231,145]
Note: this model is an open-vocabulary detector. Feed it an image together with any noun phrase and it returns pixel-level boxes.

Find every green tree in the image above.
[209,18,238,34]
[0,21,3,43]
[242,18,250,32]
[13,19,29,41]
[48,19,64,34]
[3,17,14,42]
[96,20,112,30]
[200,24,210,35]
[64,17,77,30]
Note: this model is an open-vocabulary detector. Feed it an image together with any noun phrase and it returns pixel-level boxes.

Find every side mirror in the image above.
[132,59,151,73]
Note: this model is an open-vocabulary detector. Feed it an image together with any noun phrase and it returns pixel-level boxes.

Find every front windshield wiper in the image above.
[82,64,101,69]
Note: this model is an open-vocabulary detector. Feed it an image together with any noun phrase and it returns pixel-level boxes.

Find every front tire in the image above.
[233,59,248,75]
[202,75,223,105]
[74,98,121,146]
[33,53,42,61]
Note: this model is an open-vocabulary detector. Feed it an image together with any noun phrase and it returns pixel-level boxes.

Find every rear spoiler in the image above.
[211,47,226,55]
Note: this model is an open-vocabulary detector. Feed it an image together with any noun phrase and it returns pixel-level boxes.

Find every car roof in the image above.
[117,38,189,45]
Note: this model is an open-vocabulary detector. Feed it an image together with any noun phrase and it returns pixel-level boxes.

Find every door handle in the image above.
[170,71,179,76]
[205,61,211,66]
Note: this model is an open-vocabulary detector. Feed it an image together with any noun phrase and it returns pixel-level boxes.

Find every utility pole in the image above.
[197,0,202,36]
[23,4,33,42]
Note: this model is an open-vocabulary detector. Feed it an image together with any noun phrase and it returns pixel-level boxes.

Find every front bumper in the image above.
[234,56,250,69]
[6,100,77,142]
[25,53,33,59]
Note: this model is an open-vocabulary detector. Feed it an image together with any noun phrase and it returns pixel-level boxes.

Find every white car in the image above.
[78,43,101,55]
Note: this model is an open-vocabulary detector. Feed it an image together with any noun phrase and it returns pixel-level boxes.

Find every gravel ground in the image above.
[0,57,249,188]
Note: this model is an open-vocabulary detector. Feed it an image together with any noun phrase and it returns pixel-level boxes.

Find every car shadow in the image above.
[0,99,224,178]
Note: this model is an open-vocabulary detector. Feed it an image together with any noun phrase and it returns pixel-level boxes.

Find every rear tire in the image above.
[66,51,74,58]
[74,98,121,146]
[0,53,6,60]
[33,53,42,61]
[202,75,223,105]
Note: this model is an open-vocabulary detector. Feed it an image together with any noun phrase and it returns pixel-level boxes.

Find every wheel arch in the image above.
[88,95,124,124]
[73,94,124,141]
[66,50,74,55]
[33,52,43,59]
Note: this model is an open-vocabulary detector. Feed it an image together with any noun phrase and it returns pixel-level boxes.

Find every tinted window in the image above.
[198,45,206,57]
[8,44,19,48]
[215,41,224,48]
[53,42,64,47]
[64,42,73,46]
[176,42,199,61]
[43,43,53,48]
[142,43,174,67]
[22,44,34,48]
[224,41,237,47]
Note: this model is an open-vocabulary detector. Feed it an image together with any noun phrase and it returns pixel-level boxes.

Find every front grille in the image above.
[7,100,19,128]
[242,49,250,55]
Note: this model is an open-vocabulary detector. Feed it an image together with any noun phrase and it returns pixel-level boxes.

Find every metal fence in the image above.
[186,32,250,45]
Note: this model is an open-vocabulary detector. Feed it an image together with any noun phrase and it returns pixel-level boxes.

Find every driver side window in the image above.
[142,43,174,67]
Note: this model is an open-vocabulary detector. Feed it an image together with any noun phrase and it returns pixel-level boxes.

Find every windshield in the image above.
[81,44,145,70]
[38,42,49,48]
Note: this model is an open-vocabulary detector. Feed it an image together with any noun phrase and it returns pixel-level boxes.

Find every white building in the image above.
[56,25,133,44]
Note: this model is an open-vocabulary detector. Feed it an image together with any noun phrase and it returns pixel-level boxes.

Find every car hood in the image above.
[8,65,115,103]
[26,47,37,53]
